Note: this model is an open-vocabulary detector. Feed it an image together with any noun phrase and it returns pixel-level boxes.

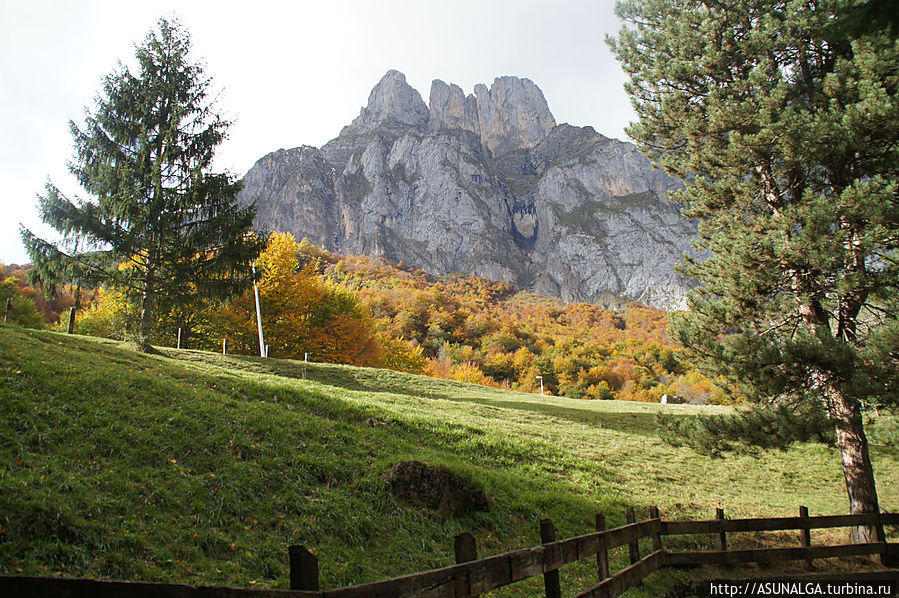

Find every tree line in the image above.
[6,233,720,404]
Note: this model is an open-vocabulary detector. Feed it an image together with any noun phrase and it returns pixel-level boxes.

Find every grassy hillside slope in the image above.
[1,325,896,595]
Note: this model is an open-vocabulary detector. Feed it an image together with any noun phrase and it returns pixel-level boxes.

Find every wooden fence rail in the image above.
[2,507,897,598]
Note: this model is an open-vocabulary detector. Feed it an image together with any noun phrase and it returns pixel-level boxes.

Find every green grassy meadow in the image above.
[1,325,896,595]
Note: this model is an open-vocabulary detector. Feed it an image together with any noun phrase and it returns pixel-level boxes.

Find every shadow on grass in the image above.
[3,326,816,597]
[462,399,697,437]
[166,350,702,438]
[170,350,488,401]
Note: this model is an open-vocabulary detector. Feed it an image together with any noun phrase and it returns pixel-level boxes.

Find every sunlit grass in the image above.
[1,325,895,595]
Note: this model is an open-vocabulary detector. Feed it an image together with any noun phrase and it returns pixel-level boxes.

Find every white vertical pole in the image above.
[177,327,182,349]
[536,375,544,396]
[253,263,265,357]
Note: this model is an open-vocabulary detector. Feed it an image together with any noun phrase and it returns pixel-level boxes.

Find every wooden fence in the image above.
[3,506,897,598]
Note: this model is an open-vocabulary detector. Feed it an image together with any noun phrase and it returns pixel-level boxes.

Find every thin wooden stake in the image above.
[595,513,610,581]
[626,506,640,564]
[540,519,561,598]
[716,507,728,552]
[799,505,813,570]
[288,545,319,590]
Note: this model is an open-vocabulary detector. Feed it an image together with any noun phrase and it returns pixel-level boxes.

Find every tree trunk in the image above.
[800,299,884,545]
[138,274,156,352]
[825,380,884,544]
[67,285,81,334]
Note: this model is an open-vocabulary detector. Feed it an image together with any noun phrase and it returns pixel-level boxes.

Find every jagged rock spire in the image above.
[343,70,429,135]
[428,75,557,157]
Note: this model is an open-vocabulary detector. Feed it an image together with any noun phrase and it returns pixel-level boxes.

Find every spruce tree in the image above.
[21,18,263,351]
[609,0,898,543]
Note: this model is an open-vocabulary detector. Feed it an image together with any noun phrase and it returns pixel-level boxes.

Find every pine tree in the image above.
[609,0,898,543]
[21,18,263,351]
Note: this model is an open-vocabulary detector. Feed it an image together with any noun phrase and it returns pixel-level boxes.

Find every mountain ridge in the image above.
[238,70,696,309]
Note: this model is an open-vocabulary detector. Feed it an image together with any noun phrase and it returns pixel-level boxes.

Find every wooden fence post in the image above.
[799,505,813,570]
[648,506,663,552]
[626,506,640,564]
[453,533,478,597]
[595,513,610,581]
[289,545,319,591]
[716,508,727,552]
[454,532,477,563]
[540,519,561,598]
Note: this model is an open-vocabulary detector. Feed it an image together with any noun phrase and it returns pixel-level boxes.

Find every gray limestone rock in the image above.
[426,76,557,158]
[428,80,480,141]
[474,76,556,158]
[238,71,697,309]
[342,70,429,136]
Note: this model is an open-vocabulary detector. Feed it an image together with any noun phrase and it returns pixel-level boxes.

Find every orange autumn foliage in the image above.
[297,242,728,403]
[220,233,381,366]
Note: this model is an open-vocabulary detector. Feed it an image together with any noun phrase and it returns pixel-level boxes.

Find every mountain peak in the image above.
[476,76,556,157]
[427,79,479,137]
[344,70,429,135]
[428,75,556,157]
[241,71,695,309]
[344,71,556,157]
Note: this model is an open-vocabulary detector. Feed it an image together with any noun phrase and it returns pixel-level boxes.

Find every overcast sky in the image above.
[0,0,636,265]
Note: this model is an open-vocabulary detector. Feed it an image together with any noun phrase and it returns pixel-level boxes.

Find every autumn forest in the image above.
[2,232,722,404]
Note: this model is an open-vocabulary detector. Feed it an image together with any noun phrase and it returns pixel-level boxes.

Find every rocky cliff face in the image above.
[239,70,696,309]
